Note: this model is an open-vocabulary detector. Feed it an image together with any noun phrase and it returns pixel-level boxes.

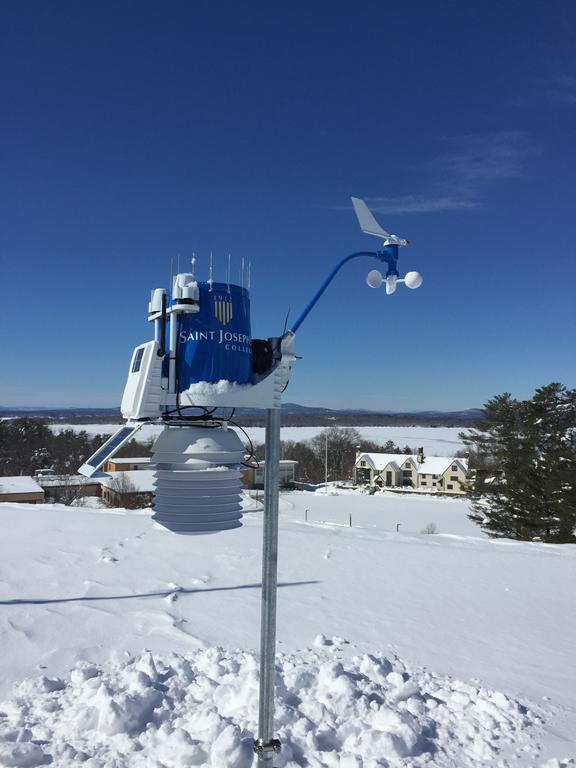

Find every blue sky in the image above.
[1,1,575,410]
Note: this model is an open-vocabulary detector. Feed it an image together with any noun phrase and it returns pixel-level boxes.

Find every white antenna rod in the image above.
[248,261,251,290]
[191,251,196,279]
[208,251,213,291]
[227,254,231,293]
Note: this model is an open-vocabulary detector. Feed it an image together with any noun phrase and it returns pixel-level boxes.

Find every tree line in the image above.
[0,418,152,477]
[254,426,415,485]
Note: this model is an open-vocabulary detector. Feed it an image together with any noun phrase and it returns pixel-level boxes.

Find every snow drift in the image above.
[0,645,539,768]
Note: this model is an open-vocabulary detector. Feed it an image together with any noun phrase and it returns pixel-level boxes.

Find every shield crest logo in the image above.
[214,296,233,326]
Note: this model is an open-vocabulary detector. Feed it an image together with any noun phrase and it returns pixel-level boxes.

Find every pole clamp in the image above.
[253,738,282,757]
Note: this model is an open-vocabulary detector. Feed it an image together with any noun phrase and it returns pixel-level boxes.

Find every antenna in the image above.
[208,251,213,291]
[227,254,231,293]
[282,307,291,336]
[191,252,196,280]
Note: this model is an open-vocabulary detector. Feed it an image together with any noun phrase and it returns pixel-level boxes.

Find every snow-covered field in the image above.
[49,423,467,454]
[0,492,574,767]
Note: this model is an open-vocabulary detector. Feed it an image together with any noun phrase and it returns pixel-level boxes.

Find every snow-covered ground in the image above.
[0,492,574,766]
[49,423,467,454]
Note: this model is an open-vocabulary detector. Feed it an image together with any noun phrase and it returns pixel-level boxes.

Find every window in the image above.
[356,468,370,484]
[421,481,427,486]
[402,470,412,478]
[405,463,412,469]
[132,347,145,373]
[432,474,438,479]
[450,475,458,481]
[360,460,366,467]
[451,465,458,471]
[447,484,453,490]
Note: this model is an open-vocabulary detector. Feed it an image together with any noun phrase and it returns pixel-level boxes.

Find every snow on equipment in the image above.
[78,197,422,766]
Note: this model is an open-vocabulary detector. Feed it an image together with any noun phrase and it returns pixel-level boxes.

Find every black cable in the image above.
[175,313,184,418]
[227,416,259,467]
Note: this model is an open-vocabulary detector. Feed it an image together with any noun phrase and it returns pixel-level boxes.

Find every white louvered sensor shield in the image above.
[151,425,246,534]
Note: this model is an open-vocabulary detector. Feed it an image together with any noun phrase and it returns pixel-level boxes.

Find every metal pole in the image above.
[325,434,328,494]
[254,407,282,766]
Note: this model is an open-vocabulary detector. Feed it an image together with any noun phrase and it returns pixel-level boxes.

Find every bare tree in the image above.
[105,473,147,509]
[310,427,362,483]
[48,477,84,506]
[421,522,438,534]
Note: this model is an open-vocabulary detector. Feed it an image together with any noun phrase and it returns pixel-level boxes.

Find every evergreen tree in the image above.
[461,384,576,543]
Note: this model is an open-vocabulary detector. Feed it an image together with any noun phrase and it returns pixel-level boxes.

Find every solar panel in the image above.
[131,347,145,373]
[78,423,144,477]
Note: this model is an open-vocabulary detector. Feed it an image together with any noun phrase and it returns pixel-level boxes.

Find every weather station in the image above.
[79,197,422,765]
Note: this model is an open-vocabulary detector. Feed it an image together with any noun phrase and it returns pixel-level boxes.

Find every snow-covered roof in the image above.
[357,453,415,471]
[0,476,44,495]
[37,475,101,487]
[99,470,156,493]
[416,457,467,476]
[357,453,467,475]
[107,457,152,465]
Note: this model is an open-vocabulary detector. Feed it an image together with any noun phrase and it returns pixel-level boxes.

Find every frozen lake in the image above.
[49,423,468,455]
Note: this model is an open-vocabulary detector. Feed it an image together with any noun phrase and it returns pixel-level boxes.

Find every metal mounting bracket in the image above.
[253,737,282,758]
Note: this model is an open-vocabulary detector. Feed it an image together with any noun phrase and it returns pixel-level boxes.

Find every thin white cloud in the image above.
[353,131,533,215]
[430,131,529,185]
[362,195,479,215]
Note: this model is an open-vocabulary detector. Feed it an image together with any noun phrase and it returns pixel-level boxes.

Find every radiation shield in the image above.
[150,424,245,534]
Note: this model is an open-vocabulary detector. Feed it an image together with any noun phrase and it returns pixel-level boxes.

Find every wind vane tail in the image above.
[351,197,409,247]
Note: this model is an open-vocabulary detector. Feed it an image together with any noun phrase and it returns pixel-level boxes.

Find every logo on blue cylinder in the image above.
[177,282,252,388]
[214,296,233,325]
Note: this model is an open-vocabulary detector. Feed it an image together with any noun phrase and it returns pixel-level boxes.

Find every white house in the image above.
[354,449,468,494]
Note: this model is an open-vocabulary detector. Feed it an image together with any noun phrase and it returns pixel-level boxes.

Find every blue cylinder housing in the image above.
[176,281,252,388]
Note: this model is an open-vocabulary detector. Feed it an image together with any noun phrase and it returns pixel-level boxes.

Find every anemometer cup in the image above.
[366,269,384,288]
[404,271,423,289]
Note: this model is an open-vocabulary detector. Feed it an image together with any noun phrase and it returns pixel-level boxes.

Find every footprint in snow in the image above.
[98,550,118,564]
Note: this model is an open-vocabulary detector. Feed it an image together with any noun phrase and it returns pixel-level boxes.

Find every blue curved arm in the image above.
[290,247,398,334]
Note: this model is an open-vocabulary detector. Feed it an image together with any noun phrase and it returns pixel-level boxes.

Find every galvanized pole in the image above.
[325,433,328,494]
[254,407,282,766]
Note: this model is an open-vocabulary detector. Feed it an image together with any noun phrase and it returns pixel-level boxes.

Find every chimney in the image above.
[417,447,424,464]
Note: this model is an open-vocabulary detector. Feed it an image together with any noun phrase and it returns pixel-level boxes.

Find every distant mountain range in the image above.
[0,403,484,427]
